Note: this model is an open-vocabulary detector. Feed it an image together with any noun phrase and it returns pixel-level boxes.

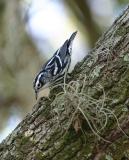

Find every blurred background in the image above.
[0,0,128,142]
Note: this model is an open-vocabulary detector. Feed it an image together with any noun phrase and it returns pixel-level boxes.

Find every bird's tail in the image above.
[68,31,77,43]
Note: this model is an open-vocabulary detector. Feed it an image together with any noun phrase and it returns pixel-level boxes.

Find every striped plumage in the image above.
[33,31,77,99]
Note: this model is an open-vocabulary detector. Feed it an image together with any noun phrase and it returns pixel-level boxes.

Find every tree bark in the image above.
[1,4,129,160]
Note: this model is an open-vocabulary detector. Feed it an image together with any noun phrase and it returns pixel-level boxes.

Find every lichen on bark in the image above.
[1,4,129,160]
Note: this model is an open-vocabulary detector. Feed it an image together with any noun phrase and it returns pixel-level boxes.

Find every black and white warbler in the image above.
[33,31,77,99]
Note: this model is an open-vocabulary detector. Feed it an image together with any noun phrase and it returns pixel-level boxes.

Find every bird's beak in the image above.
[35,90,38,100]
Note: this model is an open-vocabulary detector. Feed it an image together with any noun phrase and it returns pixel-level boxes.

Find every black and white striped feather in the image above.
[33,31,77,99]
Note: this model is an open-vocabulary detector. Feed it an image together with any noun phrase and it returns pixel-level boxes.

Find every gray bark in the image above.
[1,4,129,160]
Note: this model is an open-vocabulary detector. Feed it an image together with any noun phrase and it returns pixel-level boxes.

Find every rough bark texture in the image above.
[1,5,129,160]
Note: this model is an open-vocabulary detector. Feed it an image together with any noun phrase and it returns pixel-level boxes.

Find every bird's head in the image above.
[33,71,50,99]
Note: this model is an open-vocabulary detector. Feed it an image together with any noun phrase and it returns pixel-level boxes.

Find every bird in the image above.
[33,31,77,100]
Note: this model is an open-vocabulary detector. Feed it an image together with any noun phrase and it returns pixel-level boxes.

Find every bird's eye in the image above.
[37,83,41,88]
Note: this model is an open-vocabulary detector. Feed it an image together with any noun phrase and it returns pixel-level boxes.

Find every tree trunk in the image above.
[1,4,129,160]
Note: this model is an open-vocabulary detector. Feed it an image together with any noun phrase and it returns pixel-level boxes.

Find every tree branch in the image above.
[1,4,129,160]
